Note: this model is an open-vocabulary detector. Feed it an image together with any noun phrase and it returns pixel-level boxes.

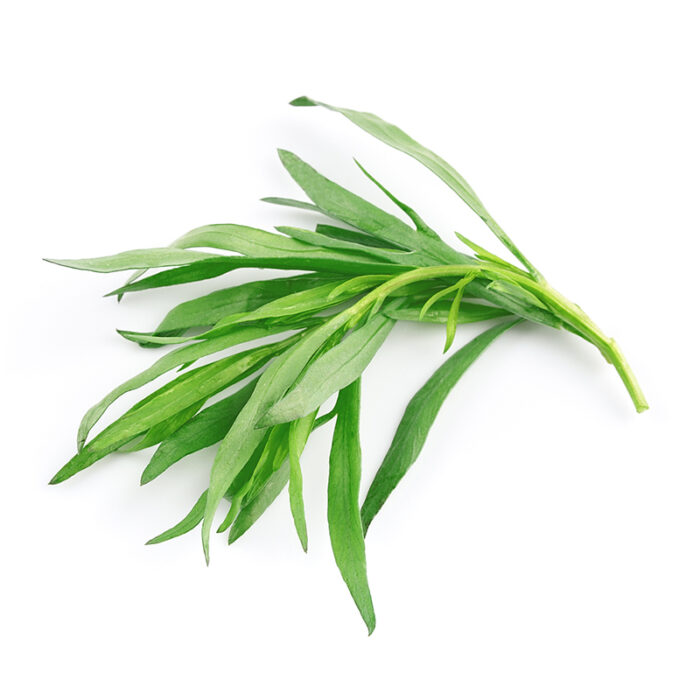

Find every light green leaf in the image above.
[444,276,472,352]
[152,273,339,335]
[290,97,540,277]
[45,248,222,273]
[262,312,396,427]
[383,299,511,324]
[287,413,316,552]
[277,149,455,264]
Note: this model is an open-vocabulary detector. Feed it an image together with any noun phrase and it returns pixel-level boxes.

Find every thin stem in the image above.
[340,263,648,413]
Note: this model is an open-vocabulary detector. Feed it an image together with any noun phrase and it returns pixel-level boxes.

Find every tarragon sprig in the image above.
[46,98,647,635]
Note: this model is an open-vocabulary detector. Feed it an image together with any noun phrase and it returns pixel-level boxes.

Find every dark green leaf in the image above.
[328,378,375,634]
[287,413,316,552]
[361,319,521,533]
[141,378,259,485]
[201,311,356,562]
[228,462,290,544]
[78,325,278,449]
[108,256,413,297]
[146,491,208,545]
[50,338,293,484]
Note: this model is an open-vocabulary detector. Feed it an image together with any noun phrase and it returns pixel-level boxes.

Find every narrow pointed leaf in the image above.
[228,462,290,544]
[152,273,338,335]
[51,339,292,484]
[45,248,222,273]
[201,311,354,562]
[262,312,396,427]
[328,378,375,634]
[146,491,208,545]
[288,413,316,552]
[78,325,276,449]
[141,378,259,485]
[277,149,456,264]
[361,319,521,533]
[290,97,540,276]
[108,255,412,296]
[444,277,471,352]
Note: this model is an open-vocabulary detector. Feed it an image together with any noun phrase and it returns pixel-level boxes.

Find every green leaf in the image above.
[466,278,561,329]
[383,299,511,324]
[276,225,407,263]
[216,437,271,533]
[152,273,339,335]
[277,149,456,264]
[108,255,413,297]
[315,224,408,251]
[206,281,355,333]
[444,276,472,352]
[287,413,316,552]
[290,97,541,277]
[262,312,396,427]
[146,491,208,545]
[328,378,375,634]
[201,311,355,562]
[354,160,442,242]
[77,325,277,449]
[123,400,205,451]
[45,248,222,273]
[361,319,521,533]
[228,462,290,544]
[260,196,324,213]
[50,338,293,484]
[141,378,259,485]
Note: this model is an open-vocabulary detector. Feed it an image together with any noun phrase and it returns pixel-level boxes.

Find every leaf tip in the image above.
[289,96,316,107]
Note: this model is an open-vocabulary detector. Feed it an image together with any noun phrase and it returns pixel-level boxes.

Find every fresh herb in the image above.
[46,98,647,634]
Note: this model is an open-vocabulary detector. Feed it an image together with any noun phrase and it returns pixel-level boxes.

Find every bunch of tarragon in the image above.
[47,98,647,634]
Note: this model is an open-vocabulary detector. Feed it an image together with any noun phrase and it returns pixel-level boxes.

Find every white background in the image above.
[2,1,698,698]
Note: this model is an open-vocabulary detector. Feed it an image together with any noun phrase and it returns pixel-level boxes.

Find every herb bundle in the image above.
[47,98,647,634]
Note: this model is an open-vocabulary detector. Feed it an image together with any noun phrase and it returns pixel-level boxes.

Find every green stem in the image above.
[342,264,648,413]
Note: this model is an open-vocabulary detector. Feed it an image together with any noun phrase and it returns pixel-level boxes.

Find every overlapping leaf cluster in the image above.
[47,98,647,634]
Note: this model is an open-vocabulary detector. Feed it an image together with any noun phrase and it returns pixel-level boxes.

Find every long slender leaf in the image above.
[278,150,460,265]
[108,255,413,296]
[50,338,293,484]
[287,413,316,552]
[228,462,290,544]
[328,378,375,634]
[290,97,540,276]
[262,312,396,427]
[77,325,278,449]
[141,378,259,485]
[315,224,408,251]
[45,248,222,272]
[201,311,355,562]
[361,319,521,533]
[152,273,338,335]
[146,491,208,545]
[276,225,410,263]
